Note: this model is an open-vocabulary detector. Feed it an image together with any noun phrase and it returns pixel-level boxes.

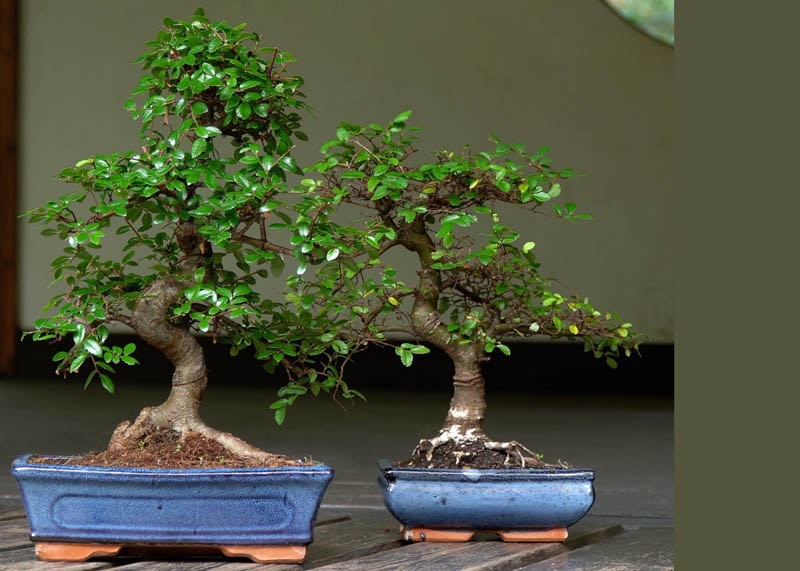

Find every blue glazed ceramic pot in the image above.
[378,460,595,531]
[11,454,334,546]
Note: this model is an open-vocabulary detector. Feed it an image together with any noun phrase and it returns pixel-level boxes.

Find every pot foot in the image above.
[497,528,568,542]
[401,526,569,543]
[219,544,307,563]
[33,542,307,563]
[402,527,475,542]
[35,542,122,561]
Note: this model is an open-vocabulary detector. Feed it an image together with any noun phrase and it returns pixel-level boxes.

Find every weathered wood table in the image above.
[1,493,636,571]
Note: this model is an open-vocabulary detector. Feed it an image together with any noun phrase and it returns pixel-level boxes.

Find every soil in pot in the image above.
[28,425,312,468]
[395,437,572,470]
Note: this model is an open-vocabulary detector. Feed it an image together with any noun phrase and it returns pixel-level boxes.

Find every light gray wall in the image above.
[18,0,674,342]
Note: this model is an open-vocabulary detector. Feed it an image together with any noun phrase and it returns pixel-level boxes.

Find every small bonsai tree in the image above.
[22,10,352,466]
[295,112,645,469]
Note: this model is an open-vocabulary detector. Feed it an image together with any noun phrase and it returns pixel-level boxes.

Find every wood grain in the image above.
[0,0,18,376]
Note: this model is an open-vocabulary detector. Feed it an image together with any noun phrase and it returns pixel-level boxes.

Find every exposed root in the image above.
[102,407,306,468]
[404,432,569,470]
[483,438,547,468]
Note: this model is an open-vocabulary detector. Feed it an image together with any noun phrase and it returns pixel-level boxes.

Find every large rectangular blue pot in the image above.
[378,460,595,531]
[11,454,334,546]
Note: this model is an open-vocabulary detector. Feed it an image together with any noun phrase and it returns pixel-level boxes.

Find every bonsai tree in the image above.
[292,111,645,469]
[22,9,354,466]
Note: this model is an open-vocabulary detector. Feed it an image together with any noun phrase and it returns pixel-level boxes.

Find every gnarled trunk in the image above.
[411,341,544,468]
[107,224,275,463]
[128,277,207,431]
[398,222,546,468]
[387,217,546,468]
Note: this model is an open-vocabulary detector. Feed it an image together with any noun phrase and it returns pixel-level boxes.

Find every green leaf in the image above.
[85,339,103,357]
[236,102,252,120]
[191,101,209,115]
[52,351,70,362]
[191,138,207,158]
[370,185,389,201]
[99,374,115,394]
[233,284,251,297]
[279,155,303,175]
[392,110,412,124]
[532,190,551,202]
[522,241,536,253]
[239,80,262,90]
[69,353,87,372]
[397,349,412,367]
[83,370,97,389]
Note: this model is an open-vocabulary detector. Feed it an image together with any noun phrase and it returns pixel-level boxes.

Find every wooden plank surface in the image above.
[0,501,626,570]
[0,517,32,551]
[0,498,25,519]
[517,527,673,571]
[98,559,297,571]
[311,539,567,571]
[304,509,404,567]
[0,546,113,571]
[307,521,622,571]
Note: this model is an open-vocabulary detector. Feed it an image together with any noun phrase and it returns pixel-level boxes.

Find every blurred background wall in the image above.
[17,0,674,343]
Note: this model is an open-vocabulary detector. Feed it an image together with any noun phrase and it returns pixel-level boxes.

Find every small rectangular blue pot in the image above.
[11,454,334,546]
[378,460,595,531]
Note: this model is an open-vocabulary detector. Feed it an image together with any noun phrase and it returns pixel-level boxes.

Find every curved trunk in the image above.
[394,220,545,468]
[398,218,487,440]
[108,225,274,462]
[127,277,207,431]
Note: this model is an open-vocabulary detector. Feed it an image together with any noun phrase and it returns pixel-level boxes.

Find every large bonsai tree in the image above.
[23,10,353,465]
[294,112,645,468]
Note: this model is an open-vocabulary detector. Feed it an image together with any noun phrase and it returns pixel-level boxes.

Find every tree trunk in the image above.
[122,277,207,432]
[441,352,487,438]
[395,218,489,438]
[396,221,547,468]
[107,275,273,462]
[413,346,546,468]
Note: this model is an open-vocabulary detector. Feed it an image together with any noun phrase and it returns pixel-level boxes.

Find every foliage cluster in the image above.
[24,9,643,426]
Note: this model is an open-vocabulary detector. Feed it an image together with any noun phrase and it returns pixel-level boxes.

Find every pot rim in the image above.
[378,459,594,480]
[12,453,333,476]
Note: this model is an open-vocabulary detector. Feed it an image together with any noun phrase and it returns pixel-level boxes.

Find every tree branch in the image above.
[232,233,293,256]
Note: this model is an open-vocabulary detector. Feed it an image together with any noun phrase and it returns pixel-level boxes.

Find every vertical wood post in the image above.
[0,0,19,375]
